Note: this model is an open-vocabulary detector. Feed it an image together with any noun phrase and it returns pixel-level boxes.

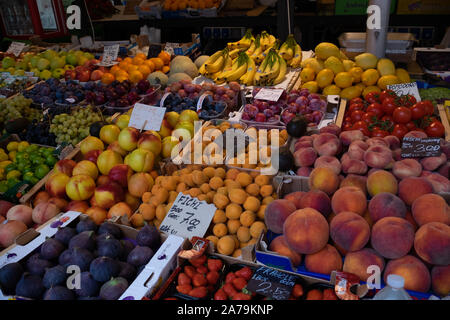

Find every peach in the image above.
[343,248,385,282]
[424,172,450,193]
[364,145,393,169]
[298,190,331,218]
[412,194,450,226]
[84,150,101,163]
[314,156,341,175]
[366,137,389,148]
[384,135,400,150]
[431,265,450,297]
[313,133,341,156]
[330,211,370,252]
[283,208,329,254]
[264,199,297,234]
[392,148,402,161]
[404,130,427,139]
[297,167,312,177]
[283,191,305,209]
[441,139,450,158]
[398,177,433,206]
[32,202,60,224]
[0,220,27,248]
[65,200,89,213]
[294,140,313,151]
[420,153,447,171]
[118,127,140,152]
[94,181,124,209]
[319,123,341,136]
[97,175,112,186]
[48,198,68,210]
[6,205,33,226]
[348,140,368,161]
[331,186,367,215]
[405,210,418,231]
[0,200,13,217]
[308,167,340,196]
[45,173,70,198]
[340,174,367,195]
[384,255,431,293]
[437,162,449,179]
[80,136,104,155]
[368,192,406,222]
[54,159,77,177]
[341,158,367,175]
[72,160,99,180]
[339,130,364,146]
[107,202,132,219]
[371,217,415,259]
[128,173,154,198]
[414,222,450,265]
[86,206,108,225]
[66,175,96,201]
[392,159,422,179]
[128,148,155,172]
[108,164,133,188]
[100,124,120,145]
[269,235,302,267]
[138,131,162,156]
[294,147,317,167]
[305,244,342,275]
[367,170,398,196]
[107,141,128,157]
[33,191,51,207]
[97,150,123,176]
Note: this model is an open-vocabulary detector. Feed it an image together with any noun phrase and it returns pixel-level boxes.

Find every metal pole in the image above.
[366,0,391,58]
[277,0,294,40]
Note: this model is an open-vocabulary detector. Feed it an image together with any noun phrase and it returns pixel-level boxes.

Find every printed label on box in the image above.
[129,103,166,131]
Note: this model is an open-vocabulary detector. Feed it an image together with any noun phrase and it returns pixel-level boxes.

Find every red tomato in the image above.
[401,94,417,107]
[425,121,445,137]
[410,103,425,120]
[362,112,377,124]
[364,92,380,104]
[419,100,434,116]
[405,121,417,131]
[380,89,396,102]
[343,122,353,131]
[381,97,397,115]
[351,110,365,122]
[381,114,394,123]
[352,121,370,137]
[349,97,364,105]
[391,124,409,139]
[371,129,389,138]
[366,103,384,118]
[348,103,365,114]
[393,106,412,124]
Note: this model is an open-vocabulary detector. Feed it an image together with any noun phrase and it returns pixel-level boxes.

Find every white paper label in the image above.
[101,44,120,65]
[254,88,284,102]
[196,94,212,111]
[65,98,76,104]
[159,193,216,239]
[6,42,25,57]
[129,103,166,131]
[387,82,421,102]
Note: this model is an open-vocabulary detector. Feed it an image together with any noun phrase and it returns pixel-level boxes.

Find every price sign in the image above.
[387,82,421,102]
[159,193,216,239]
[401,137,441,158]
[129,103,166,131]
[6,42,25,57]
[100,44,120,66]
[254,88,284,102]
[247,266,297,300]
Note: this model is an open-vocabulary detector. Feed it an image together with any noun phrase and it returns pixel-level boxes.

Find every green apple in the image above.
[52,68,65,78]
[84,52,94,60]
[30,68,40,76]
[37,58,50,71]
[161,136,180,159]
[50,56,66,70]
[39,70,52,80]
[64,65,75,71]
[15,60,28,70]
[30,56,40,68]
[42,49,57,61]
[66,53,78,66]
[77,56,88,66]
[6,67,15,74]
[2,57,15,69]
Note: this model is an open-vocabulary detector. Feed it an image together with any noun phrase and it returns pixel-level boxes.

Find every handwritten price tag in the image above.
[247,266,297,300]
[254,88,284,102]
[129,103,166,131]
[99,44,120,66]
[6,42,25,57]
[401,137,441,158]
[387,82,421,102]
[159,193,216,239]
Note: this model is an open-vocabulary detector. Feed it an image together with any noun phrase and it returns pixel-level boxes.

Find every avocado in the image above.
[286,115,308,138]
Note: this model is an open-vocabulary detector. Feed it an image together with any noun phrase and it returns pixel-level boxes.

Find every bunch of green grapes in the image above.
[0,95,41,123]
[49,105,102,145]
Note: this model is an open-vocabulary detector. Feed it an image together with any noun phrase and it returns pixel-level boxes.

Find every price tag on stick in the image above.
[401,137,441,158]
[159,193,216,239]
[254,88,284,102]
[6,42,25,57]
[100,44,120,66]
[247,266,297,300]
[387,82,421,102]
[129,103,166,131]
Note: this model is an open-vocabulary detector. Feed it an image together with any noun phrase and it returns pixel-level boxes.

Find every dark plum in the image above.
[98,222,122,239]
[74,272,100,297]
[68,231,96,251]
[97,238,123,259]
[90,256,120,282]
[76,218,97,233]
[99,277,128,300]
[136,225,160,251]
[43,286,75,300]
[42,265,67,289]
[0,263,24,292]
[118,262,136,282]
[40,238,65,260]
[127,246,154,267]
[15,274,45,299]
[26,258,53,277]
[54,227,77,245]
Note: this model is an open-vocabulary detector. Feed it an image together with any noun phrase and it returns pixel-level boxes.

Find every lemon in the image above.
[363,86,381,97]
[301,58,324,74]
[301,81,319,93]
[343,60,356,71]
[6,170,21,180]
[323,85,341,95]
[8,151,16,161]
[355,52,378,70]
[377,58,396,76]
[339,50,349,61]
[395,68,411,83]
[377,75,400,90]
[340,86,363,100]
[315,42,340,60]
[316,68,334,88]
[0,161,12,169]
[355,83,366,92]
[324,56,345,74]
[7,141,19,152]
[300,67,315,83]
[0,152,8,162]
[334,72,353,89]
[349,67,364,83]
[361,69,380,86]
[17,141,30,152]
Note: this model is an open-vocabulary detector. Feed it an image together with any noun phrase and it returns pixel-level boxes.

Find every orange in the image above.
[136,53,147,60]
[119,61,129,70]
[124,57,133,64]
[158,51,171,65]
[132,57,145,66]
[129,70,144,83]
[116,75,128,82]
[162,66,170,74]
[110,65,121,76]
[144,60,155,72]
[138,65,151,78]
[126,64,139,73]
[101,73,115,85]
[150,58,164,71]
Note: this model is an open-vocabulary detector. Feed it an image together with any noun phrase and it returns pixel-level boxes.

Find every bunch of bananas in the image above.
[199,30,302,87]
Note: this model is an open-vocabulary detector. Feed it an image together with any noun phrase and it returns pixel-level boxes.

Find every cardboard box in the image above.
[397,0,450,15]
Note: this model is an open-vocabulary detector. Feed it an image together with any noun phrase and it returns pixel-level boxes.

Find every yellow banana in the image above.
[229,48,240,59]
[225,52,249,82]
[268,34,277,46]
[245,41,256,56]
[272,57,287,85]
[199,63,207,75]
[241,57,256,85]
[205,54,225,73]
[223,54,232,69]
[290,44,302,68]
[204,50,223,65]
[228,29,253,50]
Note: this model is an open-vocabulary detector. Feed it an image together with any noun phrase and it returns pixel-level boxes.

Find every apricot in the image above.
[412,194,450,226]
[243,196,260,212]
[236,172,252,188]
[213,210,227,224]
[215,167,226,179]
[209,177,224,190]
[305,244,342,275]
[213,223,228,237]
[343,248,385,282]
[217,187,228,195]
[213,193,230,209]
[260,185,273,197]
[206,235,219,249]
[330,211,370,252]
[249,221,267,239]
[217,236,236,255]
[269,235,302,267]
[156,204,166,221]
[108,202,132,219]
[246,184,260,197]
[384,255,431,293]
[414,222,450,265]
[226,168,240,180]
[139,203,156,221]
[255,175,270,186]
[398,177,433,206]
[257,205,267,220]
[226,203,242,220]
[176,182,188,193]
[131,213,145,228]
[229,189,247,205]
[331,186,367,216]
[262,196,275,205]
[371,217,415,259]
